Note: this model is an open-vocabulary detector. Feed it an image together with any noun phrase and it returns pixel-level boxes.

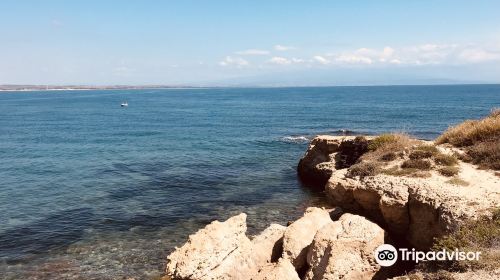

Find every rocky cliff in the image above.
[297,135,499,250]
[163,129,499,279]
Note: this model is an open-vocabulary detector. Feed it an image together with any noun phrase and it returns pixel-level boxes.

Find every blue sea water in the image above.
[0,85,499,279]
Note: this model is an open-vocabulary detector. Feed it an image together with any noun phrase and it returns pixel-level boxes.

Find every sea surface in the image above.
[0,85,499,279]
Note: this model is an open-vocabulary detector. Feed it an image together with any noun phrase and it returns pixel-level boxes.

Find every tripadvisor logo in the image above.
[374,244,398,266]
[373,244,481,266]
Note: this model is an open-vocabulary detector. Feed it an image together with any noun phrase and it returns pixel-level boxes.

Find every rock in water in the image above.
[166,215,287,280]
[305,213,385,280]
[165,213,251,279]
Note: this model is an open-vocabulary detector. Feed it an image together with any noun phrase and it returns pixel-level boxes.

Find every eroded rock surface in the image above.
[297,134,500,249]
[305,213,385,280]
[282,207,334,270]
[297,136,357,188]
[165,213,251,279]
[251,258,301,280]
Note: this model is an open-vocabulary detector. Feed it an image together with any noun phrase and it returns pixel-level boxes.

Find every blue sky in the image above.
[1,1,500,86]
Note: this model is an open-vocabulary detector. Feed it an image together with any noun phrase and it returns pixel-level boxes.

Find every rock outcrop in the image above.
[282,207,334,270]
[301,135,500,250]
[305,213,385,280]
[166,214,289,280]
[251,259,301,280]
[165,213,251,279]
[297,136,344,188]
[165,208,389,280]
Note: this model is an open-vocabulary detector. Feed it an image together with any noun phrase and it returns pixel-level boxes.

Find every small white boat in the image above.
[121,101,128,107]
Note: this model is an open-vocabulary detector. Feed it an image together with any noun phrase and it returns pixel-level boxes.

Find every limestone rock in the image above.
[165,213,251,280]
[213,223,286,279]
[282,207,333,270]
[305,213,385,280]
[325,165,499,249]
[251,258,300,280]
[297,135,358,188]
[166,215,287,280]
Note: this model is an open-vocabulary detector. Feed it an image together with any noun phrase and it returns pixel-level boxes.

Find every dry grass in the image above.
[367,133,413,151]
[436,108,500,147]
[466,140,500,170]
[434,153,459,166]
[425,208,500,272]
[401,159,432,170]
[438,166,460,177]
[383,169,431,178]
[446,177,469,186]
[436,109,499,170]
[346,162,380,178]
[362,133,414,162]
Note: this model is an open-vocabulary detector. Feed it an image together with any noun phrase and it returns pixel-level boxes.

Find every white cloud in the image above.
[458,48,500,63]
[313,55,330,65]
[268,56,292,65]
[335,54,373,64]
[274,45,295,51]
[235,49,270,55]
[291,58,305,63]
[219,56,249,67]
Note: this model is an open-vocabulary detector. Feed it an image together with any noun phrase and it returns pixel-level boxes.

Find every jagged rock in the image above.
[297,136,356,188]
[250,223,286,263]
[213,224,286,279]
[282,207,333,270]
[325,160,500,249]
[165,215,287,280]
[305,213,385,280]
[165,214,251,280]
[251,258,300,280]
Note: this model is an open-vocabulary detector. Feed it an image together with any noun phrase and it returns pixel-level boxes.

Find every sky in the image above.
[1,0,500,86]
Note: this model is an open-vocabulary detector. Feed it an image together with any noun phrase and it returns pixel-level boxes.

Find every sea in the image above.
[0,85,499,279]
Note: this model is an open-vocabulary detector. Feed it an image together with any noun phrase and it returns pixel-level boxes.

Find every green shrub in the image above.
[409,149,434,159]
[438,166,460,177]
[346,162,380,178]
[434,153,459,166]
[380,152,397,161]
[401,159,432,170]
[428,208,500,271]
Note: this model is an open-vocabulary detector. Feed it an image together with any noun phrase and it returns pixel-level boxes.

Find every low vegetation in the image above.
[401,159,432,170]
[436,108,500,170]
[433,153,458,166]
[446,178,469,186]
[346,133,463,178]
[438,166,460,177]
[422,208,500,272]
[346,161,380,178]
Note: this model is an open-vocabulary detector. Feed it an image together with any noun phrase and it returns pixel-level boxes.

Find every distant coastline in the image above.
[0,85,209,92]
[1,83,500,92]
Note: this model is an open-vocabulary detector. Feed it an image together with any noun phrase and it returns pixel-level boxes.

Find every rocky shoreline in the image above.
[162,113,499,279]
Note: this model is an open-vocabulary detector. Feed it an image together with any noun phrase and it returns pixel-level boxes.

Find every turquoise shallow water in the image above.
[0,85,499,279]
